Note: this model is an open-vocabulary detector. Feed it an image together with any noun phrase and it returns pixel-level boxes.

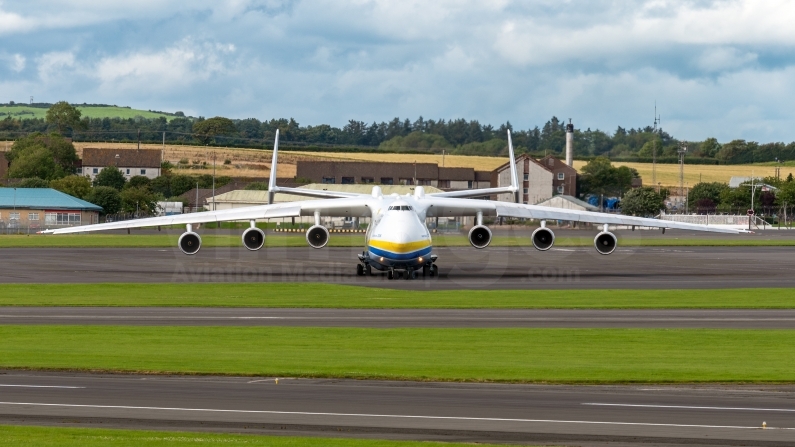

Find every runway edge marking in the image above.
[0,401,792,430]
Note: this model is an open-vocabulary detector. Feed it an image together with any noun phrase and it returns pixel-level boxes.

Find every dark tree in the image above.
[86,186,122,215]
[93,166,127,191]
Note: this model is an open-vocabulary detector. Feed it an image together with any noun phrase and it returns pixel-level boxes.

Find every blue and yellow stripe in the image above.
[368,239,432,261]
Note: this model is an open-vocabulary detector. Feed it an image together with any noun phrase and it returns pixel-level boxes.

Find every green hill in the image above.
[0,105,177,121]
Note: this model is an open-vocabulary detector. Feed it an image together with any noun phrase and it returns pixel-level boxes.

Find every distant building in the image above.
[81,148,161,180]
[492,154,554,204]
[536,195,599,212]
[728,176,776,191]
[295,160,491,191]
[0,188,102,231]
[539,155,577,196]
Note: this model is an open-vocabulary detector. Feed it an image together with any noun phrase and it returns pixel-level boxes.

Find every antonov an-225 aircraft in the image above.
[42,130,745,280]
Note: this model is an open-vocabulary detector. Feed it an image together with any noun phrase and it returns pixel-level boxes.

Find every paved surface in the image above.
[0,371,792,446]
[4,308,795,328]
[2,244,795,290]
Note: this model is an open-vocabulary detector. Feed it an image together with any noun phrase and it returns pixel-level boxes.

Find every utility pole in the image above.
[212,151,216,211]
[678,142,687,210]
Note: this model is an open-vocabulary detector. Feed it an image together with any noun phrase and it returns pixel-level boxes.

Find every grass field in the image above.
[573,160,793,188]
[2,325,794,382]
[0,283,793,308]
[0,425,514,447]
[66,140,793,186]
[0,105,174,121]
[1,233,792,248]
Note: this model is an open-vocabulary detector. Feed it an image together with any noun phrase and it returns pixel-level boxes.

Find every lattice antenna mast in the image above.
[652,103,661,191]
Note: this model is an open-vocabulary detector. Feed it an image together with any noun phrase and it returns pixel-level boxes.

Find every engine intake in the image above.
[178,231,202,255]
[531,227,555,251]
[306,225,330,249]
[594,231,617,255]
[242,227,266,251]
[468,225,492,249]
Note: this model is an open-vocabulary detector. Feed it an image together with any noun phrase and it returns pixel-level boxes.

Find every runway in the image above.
[2,245,795,290]
[0,371,792,446]
[3,307,795,328]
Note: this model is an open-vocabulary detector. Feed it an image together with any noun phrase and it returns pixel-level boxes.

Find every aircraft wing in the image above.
[40,195,375,235]
[423,196,748,234]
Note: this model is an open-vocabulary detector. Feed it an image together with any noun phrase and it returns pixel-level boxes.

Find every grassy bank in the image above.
[0,284,794,308]
[1,233,793,248]
[2,326,794,383]
[0,425,518,447]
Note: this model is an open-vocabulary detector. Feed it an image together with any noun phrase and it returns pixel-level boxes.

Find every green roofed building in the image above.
[0,188,101,232]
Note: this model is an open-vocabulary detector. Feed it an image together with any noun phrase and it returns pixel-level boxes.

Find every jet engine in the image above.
[594,231,617,255]
[178,231,202,255]
[306,225,330,249]
[468,225,492,249]
[242,227,266,251]
[531,227,555,251]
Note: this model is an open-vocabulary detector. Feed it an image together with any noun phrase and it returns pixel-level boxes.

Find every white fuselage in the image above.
[364,196,433,271]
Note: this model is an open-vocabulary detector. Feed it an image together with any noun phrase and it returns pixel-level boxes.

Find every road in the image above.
[1,245,795,290]
[3,308,795,328]
[0,371,792,446]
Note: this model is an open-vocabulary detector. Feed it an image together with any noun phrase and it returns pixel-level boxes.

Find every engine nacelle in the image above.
[468,225,492,249]
[242,227,266,251]
[306,225,330,249]
[178,231,202,255]
[531,227,555,251]
[594,231,617,255]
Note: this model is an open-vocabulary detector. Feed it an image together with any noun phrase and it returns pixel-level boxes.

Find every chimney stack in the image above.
[565,119,574,166]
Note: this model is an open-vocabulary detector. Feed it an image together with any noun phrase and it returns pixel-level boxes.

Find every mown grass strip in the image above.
[2,326,794,383]
[0,425,521,447]
[1,233,793,248]
[0,284,794,308]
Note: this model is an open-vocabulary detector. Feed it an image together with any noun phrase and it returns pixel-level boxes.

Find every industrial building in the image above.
[80,148,162,180]
[295,160,492,190]
[0,188,102,232]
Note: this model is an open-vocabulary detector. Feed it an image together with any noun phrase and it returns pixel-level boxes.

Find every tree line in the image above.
[2,128,231,216]
[2,102,795,164]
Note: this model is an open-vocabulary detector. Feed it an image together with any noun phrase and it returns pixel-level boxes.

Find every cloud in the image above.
[1,1,795,142]
[36,51,75,82]
[94,39,237,92]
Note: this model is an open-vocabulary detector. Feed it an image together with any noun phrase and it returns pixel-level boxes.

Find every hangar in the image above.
[0,188,102,233]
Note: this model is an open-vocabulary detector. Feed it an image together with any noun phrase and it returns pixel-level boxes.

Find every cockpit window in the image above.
[388,205,413,211]
[401,206,412,210]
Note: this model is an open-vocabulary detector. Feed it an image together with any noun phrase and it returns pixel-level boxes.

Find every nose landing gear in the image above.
[357,252,436,280]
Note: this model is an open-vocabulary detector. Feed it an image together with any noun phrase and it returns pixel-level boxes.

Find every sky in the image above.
[2,0,795,142]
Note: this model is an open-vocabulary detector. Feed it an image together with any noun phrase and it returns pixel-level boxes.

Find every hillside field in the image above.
[0,105,174,121]
[69,142,795,186]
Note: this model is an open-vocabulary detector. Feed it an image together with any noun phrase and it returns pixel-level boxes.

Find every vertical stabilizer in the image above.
[507,130,519,203]
[268,130,279,204]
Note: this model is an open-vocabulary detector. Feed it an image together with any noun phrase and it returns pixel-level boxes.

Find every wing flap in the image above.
[496,203,747,234]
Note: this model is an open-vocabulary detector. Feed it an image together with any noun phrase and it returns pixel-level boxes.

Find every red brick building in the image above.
[539,155,578,196]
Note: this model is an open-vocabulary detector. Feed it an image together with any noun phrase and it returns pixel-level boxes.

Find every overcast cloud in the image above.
[1,0,794,142]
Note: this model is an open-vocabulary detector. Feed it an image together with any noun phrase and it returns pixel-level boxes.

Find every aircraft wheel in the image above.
[404,269,412,280]
[387,270,394,280]
[365,264,372,276]
[410,270,418,280]
[356,264,364,276]
[422,265,429,277]
[429,264,437,277]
